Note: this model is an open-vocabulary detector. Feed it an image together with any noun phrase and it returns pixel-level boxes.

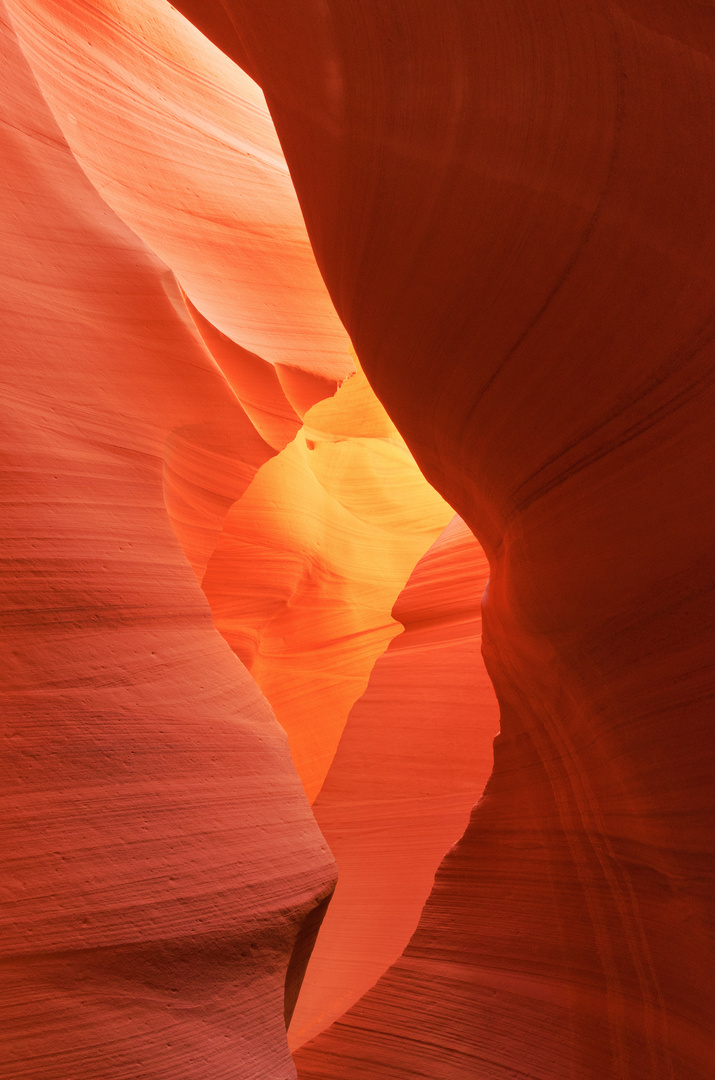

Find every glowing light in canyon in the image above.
[2,1,714,1079]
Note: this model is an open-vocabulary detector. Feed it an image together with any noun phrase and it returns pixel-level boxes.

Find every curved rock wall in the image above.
[202,363,453,800]
[0,5,335,1076]
[4,0,715,1078]
[289,514,499,1048]
[7,0,354,380]
[170,2,715,1077]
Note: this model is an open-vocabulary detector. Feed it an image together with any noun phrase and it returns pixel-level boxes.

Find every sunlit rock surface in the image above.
[202,363,453,801]
[289,514,499,1048]
[174,2,715,1078]
[7,0,354,381]
[0,5,335,1077]
[4,0,715,1078]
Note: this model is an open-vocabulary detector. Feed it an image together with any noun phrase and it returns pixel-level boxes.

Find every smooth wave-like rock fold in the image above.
[176,2,715,1077]
[4,0,715,1077]
[7,0,354,380]
[201,364,453,801]
[289,514,500,1047]
[0,7,335,1075]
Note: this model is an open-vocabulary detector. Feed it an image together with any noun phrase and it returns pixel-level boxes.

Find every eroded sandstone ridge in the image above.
[3,0,715,1078]
[169,0,715,1076]
[1,3,338,1075]
[289,515,500,1048]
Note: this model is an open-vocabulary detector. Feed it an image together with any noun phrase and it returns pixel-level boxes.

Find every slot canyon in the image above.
[1,1,714,1078]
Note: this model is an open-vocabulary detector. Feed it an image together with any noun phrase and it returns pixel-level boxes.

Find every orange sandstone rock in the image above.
[7,0,353,381]
[184,297,303,453]
[289,514,500,1047]
[201,364,453,801]
[0,8,334,1077]
[174,2,715,1077]
[5,0,715,1076]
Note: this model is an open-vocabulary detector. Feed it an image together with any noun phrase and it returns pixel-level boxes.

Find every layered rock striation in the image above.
[0,5,336,1076]
[4,1,715,1078]
[172,2,715,1077]
[202,363,453,801]
[289,514,499,1048]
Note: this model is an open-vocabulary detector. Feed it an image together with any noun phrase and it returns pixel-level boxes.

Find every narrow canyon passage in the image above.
[2,1,715,1079]
[2,0,498,1073]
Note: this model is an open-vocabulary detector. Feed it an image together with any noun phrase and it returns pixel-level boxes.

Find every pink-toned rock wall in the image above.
[289,514,499,1048]
[0,6,335,1076]
[171,2,715,1077]
[4,0,715,1077]
[201,364,453,801]
[6,0,353,382]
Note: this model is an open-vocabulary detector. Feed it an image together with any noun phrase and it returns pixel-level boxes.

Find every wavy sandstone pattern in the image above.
[7,0,353,381]
[2,3,466,1076]
[0,5,336,1076]
[202,363,453,801]
[173,2,715,1078]
[289,514,499,1048]
[4,0,715,1078]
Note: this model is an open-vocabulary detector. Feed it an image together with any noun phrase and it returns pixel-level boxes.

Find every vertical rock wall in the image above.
[4,0,715,1077]
[171,2,715,1077]
[0,6,335,1076]
[289,515,499,1048]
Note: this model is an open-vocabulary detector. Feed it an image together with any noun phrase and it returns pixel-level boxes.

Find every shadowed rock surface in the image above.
[4,0,715,1077]
[1,5,335,1076]
[174,2,715,1077]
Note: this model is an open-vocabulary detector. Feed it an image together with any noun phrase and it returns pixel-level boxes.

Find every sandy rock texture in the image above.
[6,0,354,381]
[0,4,336,1076]
[4,0,715,1077]
[172,2,715,1078]
[202,363,453,801]
[289,514,499,1048]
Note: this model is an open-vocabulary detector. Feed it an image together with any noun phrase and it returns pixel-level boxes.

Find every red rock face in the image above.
[0,5,335,1076]
[289,514,499,1048]
[6,0,354,382]
[5,1,715,1079]
[170,2,715,1078]
[201,363,453,801]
